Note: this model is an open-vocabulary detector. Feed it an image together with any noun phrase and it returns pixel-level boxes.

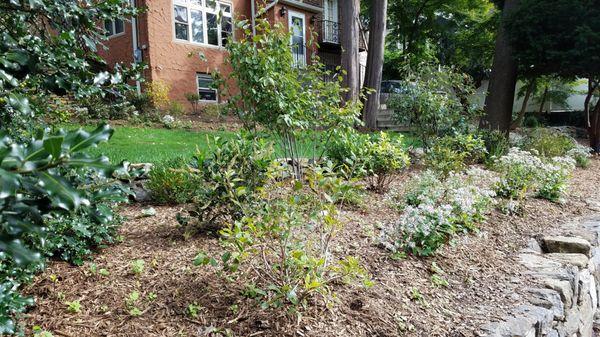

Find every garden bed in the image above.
[21,159,600,336]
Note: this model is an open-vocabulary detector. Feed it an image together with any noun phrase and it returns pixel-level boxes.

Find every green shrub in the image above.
[185,93,200,115]
[168,101,186,116]
[147,157,203,204]
[178,135,274,233]
[537,156,576,202]
[567,145,592,168]
[493,148,576,202]
[424,133,487,175]
[194,178,371,310]
[385,168,497,256]
[326,132,410,192]
[522,128,576,157]
[307,164,364,207]
[479,129,510,163]
[387,64,481,147]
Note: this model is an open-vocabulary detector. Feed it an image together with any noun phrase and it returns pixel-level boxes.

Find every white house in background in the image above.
[474,79,592,113]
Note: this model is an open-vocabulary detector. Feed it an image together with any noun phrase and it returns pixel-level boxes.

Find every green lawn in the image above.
[78,124,419,164]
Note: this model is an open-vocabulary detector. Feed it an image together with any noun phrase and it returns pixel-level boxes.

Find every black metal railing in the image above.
[317,20,340,45]
[291,42,308,67]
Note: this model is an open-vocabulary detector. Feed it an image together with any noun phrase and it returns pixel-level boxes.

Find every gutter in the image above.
[280,0,323,13]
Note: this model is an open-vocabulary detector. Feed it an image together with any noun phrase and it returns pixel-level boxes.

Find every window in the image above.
[197,73,217,101]
[173,0,233,47]
[104,19,125,37]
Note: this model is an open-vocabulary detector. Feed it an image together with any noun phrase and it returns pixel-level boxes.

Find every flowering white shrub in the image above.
[446,168,498,231]
[537,156,576,201]
[566,144,592,168]
[383,203,454,256]
[494,148,576,202]
[494,148,544,199]
[385,168,497,256]
[161,114,175,126]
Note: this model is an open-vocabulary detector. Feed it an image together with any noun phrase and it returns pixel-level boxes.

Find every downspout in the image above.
[130,0,141,94]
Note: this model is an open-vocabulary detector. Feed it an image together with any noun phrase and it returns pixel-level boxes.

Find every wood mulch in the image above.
[22,159,600,337]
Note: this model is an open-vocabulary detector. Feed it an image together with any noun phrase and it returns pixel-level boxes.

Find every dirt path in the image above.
[22,159,600,336]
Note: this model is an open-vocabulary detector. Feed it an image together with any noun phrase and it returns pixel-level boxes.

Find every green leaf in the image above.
[36,172,83,210]
[64,124,113,153]
[42,136,64,159]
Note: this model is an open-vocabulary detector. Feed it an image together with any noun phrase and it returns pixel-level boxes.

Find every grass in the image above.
[76,124,419,164]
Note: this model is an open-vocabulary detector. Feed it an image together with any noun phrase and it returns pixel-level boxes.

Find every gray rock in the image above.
[545,253,590,268]
[525,288,565,321]
[543,278,575,309]
[512,305,554,335]
[519,253,562,271]
[542,236,592,256]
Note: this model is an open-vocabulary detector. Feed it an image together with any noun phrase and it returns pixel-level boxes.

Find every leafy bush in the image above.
[194,178,371,310]
[424,133,487,175]
[218,17,361,179]
[178,135,274,233]
[387,64,480,147]
[479,129,510,163]
[147,157,203,204]
[567,144,592,168]
[493,148,576,202]
[326,132,410,192]
[0,125,123,333]
[185,93,200,114]
[306,164,364,207]
[537,156,576,202]
[385,168,497,256]
[522,128,576,158]
[493,148,544,200]
[146,81,171,110]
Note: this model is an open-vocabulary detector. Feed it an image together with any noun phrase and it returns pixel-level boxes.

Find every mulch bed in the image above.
[22,159,600,337]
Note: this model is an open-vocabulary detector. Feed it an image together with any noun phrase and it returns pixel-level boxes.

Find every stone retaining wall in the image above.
[481,216,600,336]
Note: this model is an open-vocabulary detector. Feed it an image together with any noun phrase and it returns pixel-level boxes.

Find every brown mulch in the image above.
[22,159,600,337]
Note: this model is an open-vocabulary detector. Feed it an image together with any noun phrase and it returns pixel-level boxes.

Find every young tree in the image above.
[480,0,520,133]
[505,0,600,150]
[362,0,387,129]
[340,0,361,102]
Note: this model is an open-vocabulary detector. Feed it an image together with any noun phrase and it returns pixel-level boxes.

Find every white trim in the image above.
[105,19,126,39]
[196,73,218,103]
[280,0,323,13]
[288,10,306,67]
[171,0,233,48]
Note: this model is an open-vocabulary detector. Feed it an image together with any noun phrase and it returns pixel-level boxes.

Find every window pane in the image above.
[115,19,124,34]
[191,0,202,5]
[206,13,218,45]
[220,3,231,14]
[197,74,213,88]
[104,20,114,35]
[174,5,188,23]
[191,10,204,43]
[198,89,217,101]
[221,16,232,46]
[175,23,189,40]
[205,0,217,10]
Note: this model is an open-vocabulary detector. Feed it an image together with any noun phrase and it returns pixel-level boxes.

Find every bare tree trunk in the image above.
[537,85,548,115]
[340,0,360,103]
[511,78,535,129]
[590,101,600,153]
[480,0,520,134]
[362,0,387,130]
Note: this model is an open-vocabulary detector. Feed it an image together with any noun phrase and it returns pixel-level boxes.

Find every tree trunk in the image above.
[511,78,535,129]
[340,0,360,103]
[589,101,600,153]
[537,86,548,115]
[480,0,520,134]
[362,0,387,130]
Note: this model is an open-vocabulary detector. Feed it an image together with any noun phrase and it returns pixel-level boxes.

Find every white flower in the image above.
[162,114,175,124]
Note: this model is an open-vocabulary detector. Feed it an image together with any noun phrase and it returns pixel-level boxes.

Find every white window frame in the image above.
[288,11,306,67]
[196,73,218,102]
[172,0,233,48]
[105,19,125,38]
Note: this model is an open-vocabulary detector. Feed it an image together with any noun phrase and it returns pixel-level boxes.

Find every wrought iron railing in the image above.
[291,43,307,67]
[317,20,340,44]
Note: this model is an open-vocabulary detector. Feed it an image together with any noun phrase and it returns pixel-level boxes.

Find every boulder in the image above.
[542,236,592,256]
[545,253,590,268]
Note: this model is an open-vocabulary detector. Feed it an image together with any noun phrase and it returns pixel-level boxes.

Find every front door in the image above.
[289,11,306,67]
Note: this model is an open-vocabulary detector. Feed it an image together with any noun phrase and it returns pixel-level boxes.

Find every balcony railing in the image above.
[291,43,307,67]
[317,20,340,45]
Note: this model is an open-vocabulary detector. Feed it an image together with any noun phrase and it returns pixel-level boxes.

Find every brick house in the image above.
[98,0,359,111]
